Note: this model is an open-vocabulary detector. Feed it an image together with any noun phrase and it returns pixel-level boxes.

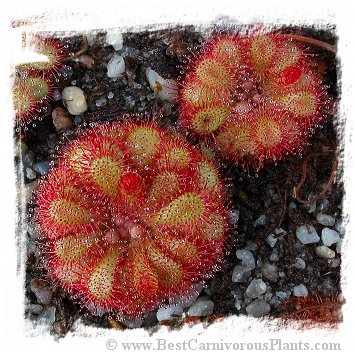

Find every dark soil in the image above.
[20,24,342,337]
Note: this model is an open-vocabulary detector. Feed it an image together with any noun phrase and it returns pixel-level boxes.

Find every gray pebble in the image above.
[120,317,144,328]
[266,234,277,248]
[329,258,341,268]
[269,250,280,262]
[22,150,34,167]
[276,291,289,301]
[38,306,56,326]
[261,263,278,282]
[28,304,43,315]
[334,219,345,236]
[315,245,336,259]
[289,201,297,209]
[246,299,270,317]
[316,213,335,227]
[232,265,251,283]
[296,225,320,244]
[26,167,36,180]
[293,257,306,269]
[107,91,114,99]
[236,249,255,269]
[318,199,330,211]
[293,284,309,297]
[321,228,340,246]
[33,161,51,175]
[254,214,266,226]
[188,298,214,317]
[95,96,107,107]
[246,279,266,298]
[156,305,183,322]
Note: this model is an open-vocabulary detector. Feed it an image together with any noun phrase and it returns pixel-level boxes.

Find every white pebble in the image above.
[293,284,309,297]
[236,249,255,269]
[105,31,123,50]
[316,213,335,227]
[296,225,320,244]
[156,305,183,322]
[315,245,336,259]
[336,239,342,253]
[62,86,88,115]
[146,67,178,102]
[246,279,266,298]
[246,299,270,317]
[107,54,125,78]
[187,298,214,317]
[321,228,340,246]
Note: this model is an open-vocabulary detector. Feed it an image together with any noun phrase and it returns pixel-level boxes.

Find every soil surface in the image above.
[18,24,343,337]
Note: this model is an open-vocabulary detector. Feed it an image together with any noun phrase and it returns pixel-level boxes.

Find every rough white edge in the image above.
[1,0,354,356]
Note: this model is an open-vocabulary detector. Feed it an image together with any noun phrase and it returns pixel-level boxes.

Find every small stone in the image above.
[244,242,258,251]
[318,199,330,211]
[235,300,242,310]
[30,278,53,305]
[107,91,114,99]
[261,263,278,282]
[293,257,306,269]
[38,306,56,326]
[276,291,289,301]
[296,225,320,244]
[28,304,43,315]
[336,239,342,253]
[246,279,267,298]
[334,219,345,236]
[289,201,297,209]
[274,228,287,238]
[146,67,178,102]
[105,31,123,50]
[156,305,183,322]
[95,96,107,107]
[120,317,144,328]
[232,265,251,283]
[315,245,336,259]
[228,209,239,225]
[78,54,94,68]
[246,299,270,317]
[236,249,255,269]
[321,228,340,246]
[32,161,51,175]
[26,167,36,180]
[22,150,34,167]
[62,86,88,115]
[306,201,317,213]
[269,251,279,262]
[266,234,277,248]
[293,284,309,297]
[329,258,341,268]
[107,54,125,78]
[254,214,266,226]
[316,213,335,227]
[52,107,73,133]
[188,298,214,317]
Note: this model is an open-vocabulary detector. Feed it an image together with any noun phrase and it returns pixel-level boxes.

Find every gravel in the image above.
[187,298,214,317]
[293,284,309,297]
[292,257,306,269]
[261,263,278,282]
[265,234,278,248]
[315,245,336,259]
[245,279,267,298]
[232,265,252,283]
[321,228,340,246]
[62,86,88,115]
[296,225,320,244]
[254,214,266,226]
[246,299,271,317]
[107,54,125,78]
[236,249,255,269]
[156,305,183,321]
[316,213,335,226]
[32,161,51,175]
